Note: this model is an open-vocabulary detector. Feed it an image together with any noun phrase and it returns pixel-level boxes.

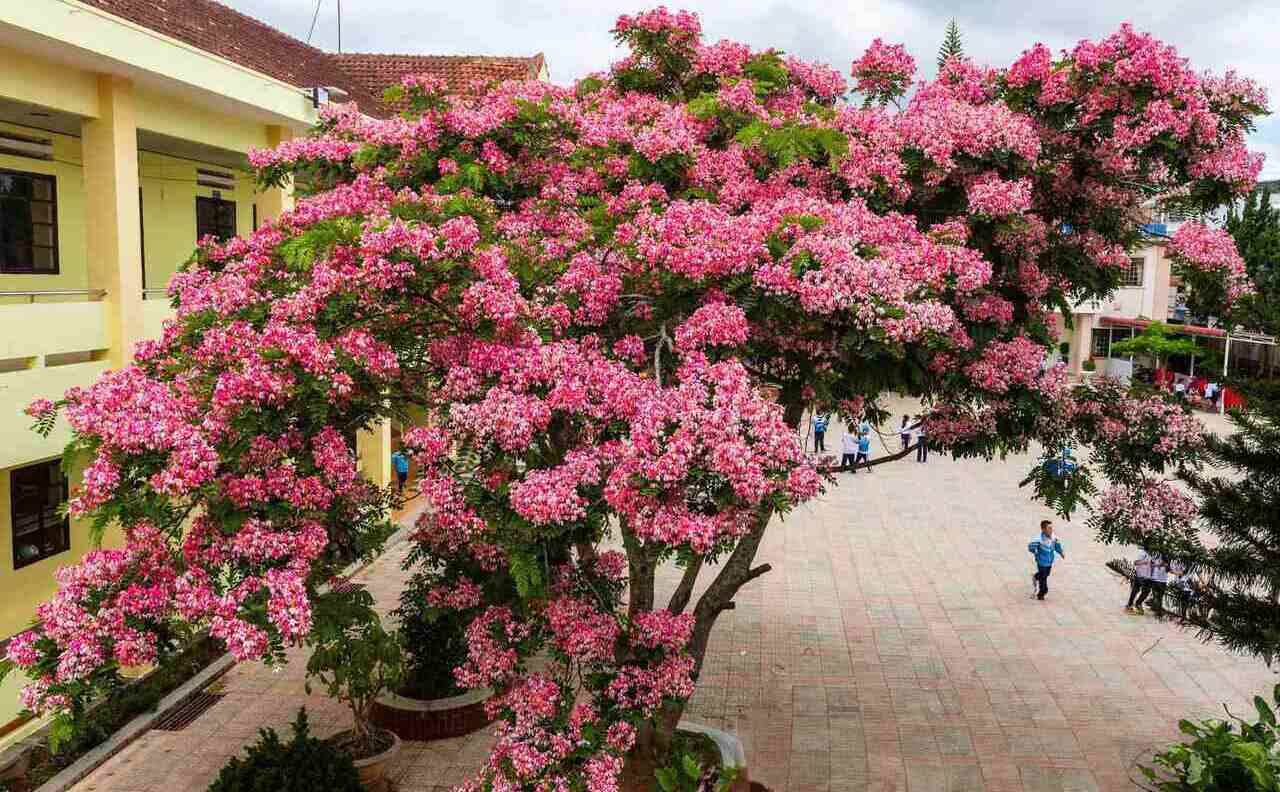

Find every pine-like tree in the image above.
[938,20,964,70]
[1227,187,1280,331]
[1173,383,1280,664]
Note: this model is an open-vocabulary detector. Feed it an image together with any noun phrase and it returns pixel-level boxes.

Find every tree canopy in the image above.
[6,9,1267,789]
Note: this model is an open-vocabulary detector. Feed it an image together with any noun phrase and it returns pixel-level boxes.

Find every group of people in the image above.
[1124,550,1202,619]
[813,412,930,472]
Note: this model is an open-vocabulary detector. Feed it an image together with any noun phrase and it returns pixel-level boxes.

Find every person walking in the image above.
[391,448,410,494]
[1027,520,1065,601]
[915,417,929,463]
[1124,551,1153,614]
[840,429,858,471]
[855,431,872,472]
[812,413,828,453]
[899,415,912,452]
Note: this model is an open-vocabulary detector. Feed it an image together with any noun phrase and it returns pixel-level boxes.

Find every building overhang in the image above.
[0,0,319,130]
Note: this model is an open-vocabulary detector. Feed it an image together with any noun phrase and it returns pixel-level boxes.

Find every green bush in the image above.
[395,573,469,700]
[207,709,362,792]
[1059,341,1070,356]
[1082,358,1097,372]
[1139,685,1280,791]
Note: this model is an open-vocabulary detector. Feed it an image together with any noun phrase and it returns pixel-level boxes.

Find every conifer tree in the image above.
[938,19,964,70]
[1172,383,1280,664]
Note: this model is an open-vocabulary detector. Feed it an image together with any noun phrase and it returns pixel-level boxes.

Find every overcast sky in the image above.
[228,0,1280,179]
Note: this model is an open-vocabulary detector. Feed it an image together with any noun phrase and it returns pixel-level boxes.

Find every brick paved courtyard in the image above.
[73,411,1275,792]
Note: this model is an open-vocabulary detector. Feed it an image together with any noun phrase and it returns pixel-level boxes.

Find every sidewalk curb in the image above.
[36,653,235,792]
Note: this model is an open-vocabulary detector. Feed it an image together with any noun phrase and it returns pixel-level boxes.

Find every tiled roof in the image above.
[75,0,543,116]
[331,53,546,112]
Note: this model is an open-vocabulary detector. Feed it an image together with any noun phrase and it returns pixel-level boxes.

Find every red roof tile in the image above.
[331,53,546,112]
[75,0,543,116]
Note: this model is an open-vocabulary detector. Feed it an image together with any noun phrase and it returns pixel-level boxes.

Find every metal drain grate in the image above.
[152,692,224,732]
[327,575,364,593]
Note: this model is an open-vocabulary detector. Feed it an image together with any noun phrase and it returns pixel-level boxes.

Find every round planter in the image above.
[371,687,492,742]
[350,730,402,792]
[676,721,751,792]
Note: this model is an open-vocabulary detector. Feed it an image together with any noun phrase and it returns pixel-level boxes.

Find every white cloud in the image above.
[229,0,1279,175]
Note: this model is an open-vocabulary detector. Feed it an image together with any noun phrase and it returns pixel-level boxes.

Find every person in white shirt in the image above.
[1125,551,1153,614]
[899,415,913,451]
[840,430,858,471]
[1133,553,1170,616]
[914,416,929,463]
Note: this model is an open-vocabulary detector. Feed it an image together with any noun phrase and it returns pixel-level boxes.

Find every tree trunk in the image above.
[622,398,805,784]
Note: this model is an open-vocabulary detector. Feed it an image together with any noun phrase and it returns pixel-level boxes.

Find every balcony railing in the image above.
[142,288,169,300]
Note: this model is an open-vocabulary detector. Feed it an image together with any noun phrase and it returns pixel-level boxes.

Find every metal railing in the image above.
[0,289,107,303]
[142,288,170,300]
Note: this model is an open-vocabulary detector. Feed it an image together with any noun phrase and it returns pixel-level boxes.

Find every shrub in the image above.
[395,573,469,700]
[1139,685,1280,791]
[207,709,361,792]
[1083,358,1098,372]
[1059,341,1070,356]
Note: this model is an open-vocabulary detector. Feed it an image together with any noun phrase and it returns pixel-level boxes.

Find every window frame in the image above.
[1121,257,1145,288]
[195,195,237,242]
[0,167,59,275]
[10,459,70,570]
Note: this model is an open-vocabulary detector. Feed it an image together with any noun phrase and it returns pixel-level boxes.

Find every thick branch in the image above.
[666,555,704,614]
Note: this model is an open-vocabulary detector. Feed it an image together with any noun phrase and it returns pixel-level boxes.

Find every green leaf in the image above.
[1255,695,1276,726]
[681,753,701,779]
[655,767,679,791]
[1186,752,1204,784]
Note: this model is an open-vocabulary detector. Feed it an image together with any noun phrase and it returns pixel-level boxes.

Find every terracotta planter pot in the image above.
[676,721,751,792]
[350,730,401,792]
[370,687,492,742]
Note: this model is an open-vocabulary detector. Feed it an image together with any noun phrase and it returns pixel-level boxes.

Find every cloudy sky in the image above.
[229,0,1280,179]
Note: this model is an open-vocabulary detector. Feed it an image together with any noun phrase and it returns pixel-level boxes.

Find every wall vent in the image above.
[0,133,53,161]
[196,169,236,190]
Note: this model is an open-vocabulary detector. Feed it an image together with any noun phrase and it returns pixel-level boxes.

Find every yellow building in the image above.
[0,0,545,743]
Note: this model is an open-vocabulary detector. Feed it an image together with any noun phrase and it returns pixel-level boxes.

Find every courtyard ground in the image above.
[71,409,1274,792]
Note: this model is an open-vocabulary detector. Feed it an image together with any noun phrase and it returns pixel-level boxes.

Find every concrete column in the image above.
[81,75,143,369]
[1151,247,1172,322]
[253,125,295,224]
[357,417,392,489]
[1068,313,1096,375]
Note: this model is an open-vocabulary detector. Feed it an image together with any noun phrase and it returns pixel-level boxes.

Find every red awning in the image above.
[1098,316,1226,338]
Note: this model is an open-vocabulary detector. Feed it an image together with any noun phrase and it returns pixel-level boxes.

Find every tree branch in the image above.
[666,555,704,614]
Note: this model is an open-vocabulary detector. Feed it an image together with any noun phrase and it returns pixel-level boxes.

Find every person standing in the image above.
[915,417,929,463]
[840,429,858,471]
[812,413,828,452]
[1125,551,1153,614]
[899,415,913,452]
[1027,520,1065,601]
[855,431,873,472]
[391,448,410,494]
[1147,554,1170,617]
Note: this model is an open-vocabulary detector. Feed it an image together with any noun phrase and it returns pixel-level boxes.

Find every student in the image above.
[899,415,913,451]
[858,415,872,438]
[854,432,872,472]
[812,413,828,452]
[391,448,410,494]
[1027,520,1065,601]
[1125,551,1153,614]
[1132,553,1169,616]
[915,417,929,463]
[840,430,858,471]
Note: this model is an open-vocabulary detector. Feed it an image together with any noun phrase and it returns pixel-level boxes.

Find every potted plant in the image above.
[370,571,492,741]
[306,591,403,792]
[1082,358,1097,375]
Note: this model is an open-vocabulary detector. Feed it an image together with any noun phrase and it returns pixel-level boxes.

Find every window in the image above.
[10,460,69,569]
[0,169,58,274]
[1091,328,1111,359]
[196,196,236,242]
[1122,257,1144,287]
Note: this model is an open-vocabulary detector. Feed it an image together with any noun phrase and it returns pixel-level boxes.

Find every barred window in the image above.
[10,459,69,569]
[1122,257,1144,287]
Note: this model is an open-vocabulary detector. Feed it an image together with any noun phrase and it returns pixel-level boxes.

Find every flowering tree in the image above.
[9,8,1268,790]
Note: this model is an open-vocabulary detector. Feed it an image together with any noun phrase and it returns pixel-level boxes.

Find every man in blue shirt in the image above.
[391,449,410,494]
[1028,520,1065,601]
[854,433,872,472]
